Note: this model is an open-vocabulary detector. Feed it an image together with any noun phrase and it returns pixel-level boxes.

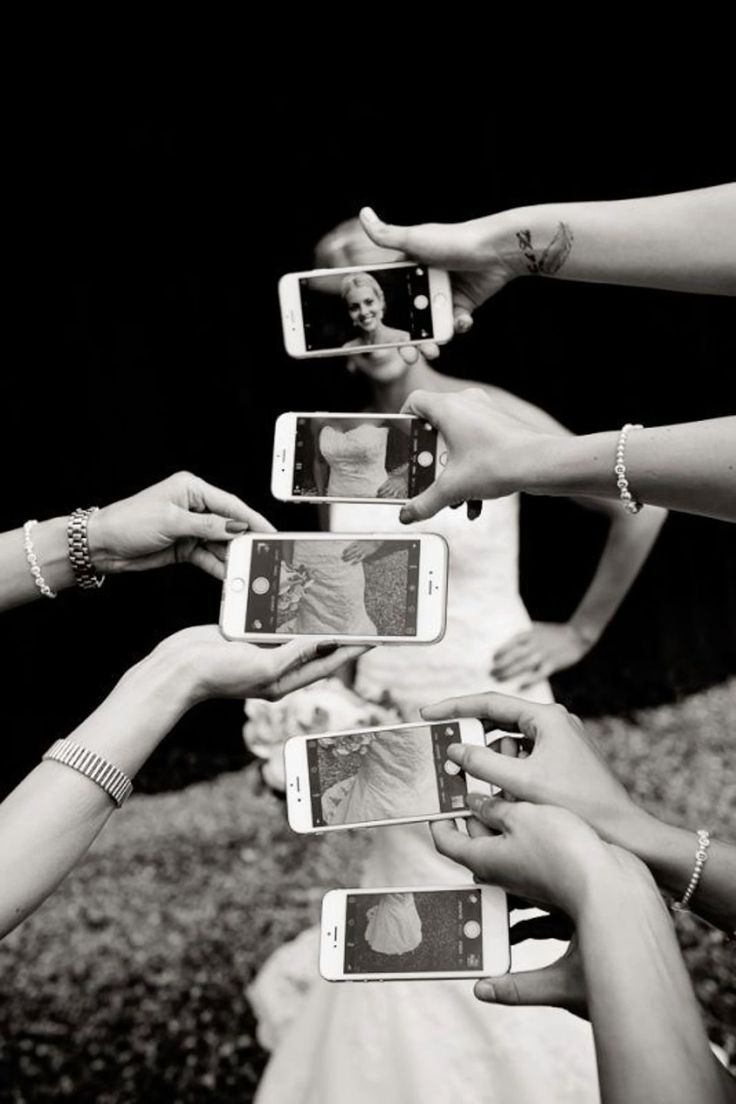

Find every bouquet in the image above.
[244,678,402,791]
[276,561,313,628]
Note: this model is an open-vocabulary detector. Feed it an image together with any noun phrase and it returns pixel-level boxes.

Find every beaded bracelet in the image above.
[614,423,644,514]
[671,829,711,912]
[23,520,57,599]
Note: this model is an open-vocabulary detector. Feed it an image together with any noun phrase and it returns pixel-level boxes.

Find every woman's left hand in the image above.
[342,540,382,564]
[491,622,594,689]
[157,625,367,703]
[87,472,274,580]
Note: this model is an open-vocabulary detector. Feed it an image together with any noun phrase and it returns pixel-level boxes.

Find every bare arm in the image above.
[400,390,736,525]
[493,185,736,297]
[578,856,733,1104]
[360,185,736,332]
[482,389,668,682]
[0,629,362,939]
[0,473,274,613]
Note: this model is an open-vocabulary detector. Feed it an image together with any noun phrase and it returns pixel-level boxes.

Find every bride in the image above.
[315,417,410,500]
[248,223,668,1103]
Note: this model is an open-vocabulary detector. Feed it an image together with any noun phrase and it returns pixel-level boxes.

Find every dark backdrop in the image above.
[2,94,734,797]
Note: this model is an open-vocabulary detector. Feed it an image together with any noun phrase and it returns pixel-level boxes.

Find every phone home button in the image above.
[230,578,245,593]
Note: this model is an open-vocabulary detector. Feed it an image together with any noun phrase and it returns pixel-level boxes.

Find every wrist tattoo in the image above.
[515,222,574,276]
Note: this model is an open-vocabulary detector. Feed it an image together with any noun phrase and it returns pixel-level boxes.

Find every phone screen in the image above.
[344,889,484,974]
[244,538,422,636]
[306,722,469,828]
[300,266,433,352]
[291,416,440,500]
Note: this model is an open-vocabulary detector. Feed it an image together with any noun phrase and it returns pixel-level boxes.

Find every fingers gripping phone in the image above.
[284,718,490,834]
[271,412,449,505]
[220,533,448,644]
[320,885,510,981]
[279,262,453,358]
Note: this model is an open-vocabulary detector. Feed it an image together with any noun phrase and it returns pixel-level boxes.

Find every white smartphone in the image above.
[220,533,448,644]
[271,412,448,505]
[320,885,510,981]
[284,718,490,834]
[278,261,454,358]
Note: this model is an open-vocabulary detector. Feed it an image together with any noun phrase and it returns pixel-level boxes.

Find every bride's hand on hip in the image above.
[491,622,594,689]
[342,540,382,564]
[87,471,274,580]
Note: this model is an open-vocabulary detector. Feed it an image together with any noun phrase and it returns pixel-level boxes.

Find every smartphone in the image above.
[220,533,448,644]
[271,412,448,505]
[279,262,454,358]
[284,718,490,834]
[320,885,510,981]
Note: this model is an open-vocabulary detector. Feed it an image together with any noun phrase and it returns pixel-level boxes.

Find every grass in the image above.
[0,680,734,1102]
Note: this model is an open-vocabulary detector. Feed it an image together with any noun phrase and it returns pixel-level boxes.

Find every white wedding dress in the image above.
[250,497,600,1103]
[321,424,389,498]
[291,540,376,636]
[321,728,437,826]
[364,893,423,956]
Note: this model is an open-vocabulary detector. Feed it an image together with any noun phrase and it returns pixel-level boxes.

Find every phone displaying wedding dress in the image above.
[250,497,599,1104]
[320,423,390,498]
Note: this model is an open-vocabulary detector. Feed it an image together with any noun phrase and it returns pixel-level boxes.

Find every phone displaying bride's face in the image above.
[220,533,448,644]
[284,718,490,833]
[320,885,510,981]
[271,412,448,505]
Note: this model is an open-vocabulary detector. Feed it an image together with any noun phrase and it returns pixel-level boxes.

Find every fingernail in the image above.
[456,314,473,334]
[398,508,411,525]
[466,792,483,811]
[226,521,250,533]
[447,742,464,762]
[316,642,338,656]
[361,206,378,222]
[450,502,462,511]
[467,501,482,521]
[475,980,496,1001]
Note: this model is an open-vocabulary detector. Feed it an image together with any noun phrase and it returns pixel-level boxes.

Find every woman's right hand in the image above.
[359,207,520,333]
[397,388,550,523]
[156,626,366,704]
[422,691,644,848]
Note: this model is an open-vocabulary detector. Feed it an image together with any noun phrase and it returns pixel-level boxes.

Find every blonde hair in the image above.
[340,272,386,309]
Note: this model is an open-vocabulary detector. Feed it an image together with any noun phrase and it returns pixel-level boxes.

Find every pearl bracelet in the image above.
[614,423,644,514]
[23,520,57,599]
[671,829,711,912]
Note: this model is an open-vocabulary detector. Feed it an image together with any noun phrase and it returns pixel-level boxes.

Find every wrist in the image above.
[85,505,119,575]
[567,618,601,649]
[574,844,660,925]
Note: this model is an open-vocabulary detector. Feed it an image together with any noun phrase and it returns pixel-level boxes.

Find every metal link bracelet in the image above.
[67,507,105,590]
[43,738,133,807]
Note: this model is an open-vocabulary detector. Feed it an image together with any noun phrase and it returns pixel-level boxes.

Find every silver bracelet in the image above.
[42,739,133,807]
[671,829,711,912]
[23,521,57,599]
[614,423,644,514]
[67,507,105,590]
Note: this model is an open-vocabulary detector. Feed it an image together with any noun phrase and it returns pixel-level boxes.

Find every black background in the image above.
[2,88,734,797]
